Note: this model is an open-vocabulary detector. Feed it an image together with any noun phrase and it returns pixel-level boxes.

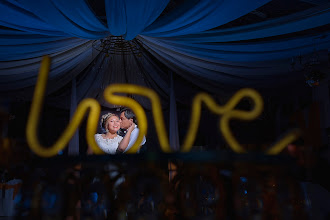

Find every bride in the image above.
[93,112,135,154]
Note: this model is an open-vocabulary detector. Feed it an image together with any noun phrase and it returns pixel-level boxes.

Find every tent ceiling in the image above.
[0,0,329,110]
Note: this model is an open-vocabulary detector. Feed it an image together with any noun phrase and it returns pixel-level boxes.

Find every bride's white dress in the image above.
[94,134,123,154]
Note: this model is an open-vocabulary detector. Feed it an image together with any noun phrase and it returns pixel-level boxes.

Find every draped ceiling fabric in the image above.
[0,0,330,110]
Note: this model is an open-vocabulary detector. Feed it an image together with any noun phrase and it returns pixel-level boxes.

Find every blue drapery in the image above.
[0,0,330,105]
[142,0,271,37]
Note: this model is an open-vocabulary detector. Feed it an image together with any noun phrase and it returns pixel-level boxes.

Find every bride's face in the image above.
[106,115,121,133]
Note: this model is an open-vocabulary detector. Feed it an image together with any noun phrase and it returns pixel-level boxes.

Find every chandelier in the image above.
[290,49,326,87]
[92,36,143,57]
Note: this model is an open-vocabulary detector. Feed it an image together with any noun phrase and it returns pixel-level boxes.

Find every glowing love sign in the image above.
[26,56,300,157]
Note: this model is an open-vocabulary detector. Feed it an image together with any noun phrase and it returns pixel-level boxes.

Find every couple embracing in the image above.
[91,108,146,154]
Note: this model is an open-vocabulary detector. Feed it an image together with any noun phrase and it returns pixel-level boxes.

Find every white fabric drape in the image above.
[68,77,79,155]
[169,71,180,151]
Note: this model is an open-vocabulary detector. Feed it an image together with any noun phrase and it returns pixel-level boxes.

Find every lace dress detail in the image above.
[94,134,123,154]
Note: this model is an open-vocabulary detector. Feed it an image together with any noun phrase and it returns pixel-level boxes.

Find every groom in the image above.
[117,108,146,153]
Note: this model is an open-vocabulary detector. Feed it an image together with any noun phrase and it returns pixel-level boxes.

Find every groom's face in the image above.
[120,111,131,130]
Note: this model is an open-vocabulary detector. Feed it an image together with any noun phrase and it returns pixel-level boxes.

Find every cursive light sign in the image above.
[26,56,300,157]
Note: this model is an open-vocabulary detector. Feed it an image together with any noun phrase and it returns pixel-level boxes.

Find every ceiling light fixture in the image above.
[92,35,142,57]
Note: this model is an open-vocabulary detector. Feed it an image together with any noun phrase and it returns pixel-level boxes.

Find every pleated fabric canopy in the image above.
[0,0,330,110]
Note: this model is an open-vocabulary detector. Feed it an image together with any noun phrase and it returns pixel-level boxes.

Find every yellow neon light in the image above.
[26,56,102,157]
[266,129,301,155]
[181,89,264,153]
[26,56,300,157]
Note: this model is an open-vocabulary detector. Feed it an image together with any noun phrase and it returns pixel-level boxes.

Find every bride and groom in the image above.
[91,108,146,154]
